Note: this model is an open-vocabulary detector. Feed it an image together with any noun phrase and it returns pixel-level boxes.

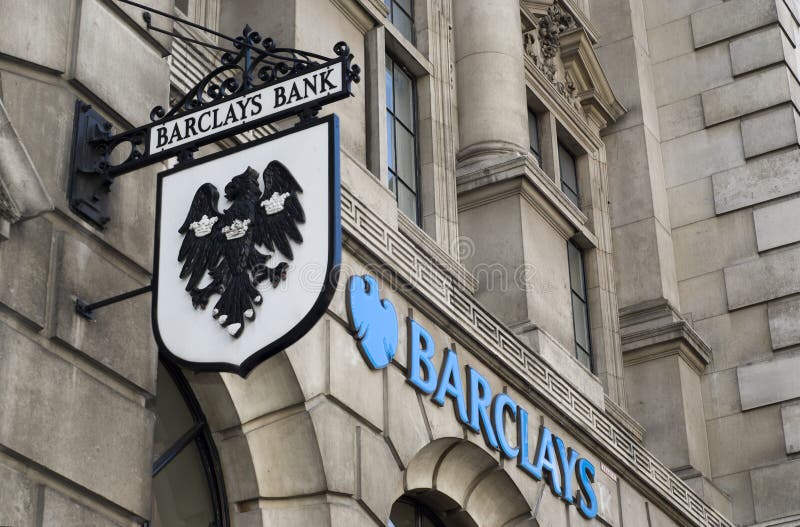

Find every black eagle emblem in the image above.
[177,161,304,338]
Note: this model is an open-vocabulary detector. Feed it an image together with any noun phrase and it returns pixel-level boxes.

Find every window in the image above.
[150,360,228,527]
[528,110,541,166]
[385,0,415,43]
[568,241,592,371]
[386,54,420,224]
[175,0,189,14]
[389,498,446,527]
[558,142,579,206]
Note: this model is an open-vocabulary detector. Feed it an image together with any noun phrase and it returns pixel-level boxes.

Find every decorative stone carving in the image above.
[522,5,579,108]
[523,25,545,71]
[521,3,625,126]
[538,5,574,61]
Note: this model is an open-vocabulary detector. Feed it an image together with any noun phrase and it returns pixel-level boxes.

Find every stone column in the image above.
[452,0,529,165]
[453,3,606,406]
[452,1,533,338]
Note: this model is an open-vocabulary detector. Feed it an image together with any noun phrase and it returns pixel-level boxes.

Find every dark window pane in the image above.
[559,143,579,205]
[387,0,415,44]
[567,240,592,370]
[152,362,196,461]
[389,501,416,527]
[151,441,215,527]
[395,0,412,14]
[396,124,416,190]
[394,10,415,42]
[559,144,576,186]
[577,348,592,370]
[175,0,189,14]
[567,242,584,297]
[394,66,414,129]
[386,111,396,172]
[572,294,590,351]
[398,182,418,223]
[563,185,579,206]
[528,110,540,160]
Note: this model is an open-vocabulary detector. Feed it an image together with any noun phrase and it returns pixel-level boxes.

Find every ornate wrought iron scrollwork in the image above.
[69,1,360,229]
[149,26,361,123]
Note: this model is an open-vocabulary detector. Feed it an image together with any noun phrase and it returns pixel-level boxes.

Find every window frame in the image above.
[385,52,422,225]
[385,0,416,45]
[567,240,593,372]
[149,357,229,527]
[528,109,542,166]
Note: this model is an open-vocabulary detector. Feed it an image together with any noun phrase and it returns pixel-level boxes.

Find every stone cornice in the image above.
[621,321,712,374]
[619,299,712,374]
[455,154,597,246]
[339,183,733,527]
[559,27,626,125]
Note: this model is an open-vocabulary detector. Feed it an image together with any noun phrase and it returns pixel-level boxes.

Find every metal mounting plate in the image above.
[67,101,114,229]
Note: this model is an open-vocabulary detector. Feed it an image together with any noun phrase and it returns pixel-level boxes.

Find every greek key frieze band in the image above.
[339,185,732,527]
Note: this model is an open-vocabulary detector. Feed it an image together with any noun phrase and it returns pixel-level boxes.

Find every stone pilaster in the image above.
[591,0,718,486]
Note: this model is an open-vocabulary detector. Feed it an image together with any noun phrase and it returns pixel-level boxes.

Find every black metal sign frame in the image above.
[68,11,359,228]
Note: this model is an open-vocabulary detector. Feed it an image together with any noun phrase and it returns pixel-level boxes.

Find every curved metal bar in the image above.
[118,0,263,53]
[148,25,354,123]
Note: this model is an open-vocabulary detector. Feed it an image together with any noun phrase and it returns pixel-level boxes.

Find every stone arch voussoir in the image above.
[403,438,535,527]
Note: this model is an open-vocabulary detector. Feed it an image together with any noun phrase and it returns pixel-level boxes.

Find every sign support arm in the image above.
[75,284,153,320]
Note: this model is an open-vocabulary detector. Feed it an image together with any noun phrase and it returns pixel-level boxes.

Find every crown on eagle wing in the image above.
[221,218,251,240]
[261,191,291,215]
[189,214,218,237]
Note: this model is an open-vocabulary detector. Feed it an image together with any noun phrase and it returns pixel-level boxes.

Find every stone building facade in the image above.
[0,0,797,526]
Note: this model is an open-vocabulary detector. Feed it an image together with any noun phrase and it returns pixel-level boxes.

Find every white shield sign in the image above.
[152,115,340,376]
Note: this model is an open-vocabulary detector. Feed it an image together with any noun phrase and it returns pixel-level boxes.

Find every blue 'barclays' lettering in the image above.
[344,275,598,519]
[405,316,598,517]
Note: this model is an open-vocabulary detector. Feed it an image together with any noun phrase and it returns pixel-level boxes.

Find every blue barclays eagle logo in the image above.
[346,275,398,369]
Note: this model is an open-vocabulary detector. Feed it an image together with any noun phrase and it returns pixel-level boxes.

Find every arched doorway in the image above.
[389,495,450,527]
[401,438,539,527]
[150,358,229,527]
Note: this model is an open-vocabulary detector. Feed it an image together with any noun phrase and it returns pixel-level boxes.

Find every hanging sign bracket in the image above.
[68,5,359,229]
